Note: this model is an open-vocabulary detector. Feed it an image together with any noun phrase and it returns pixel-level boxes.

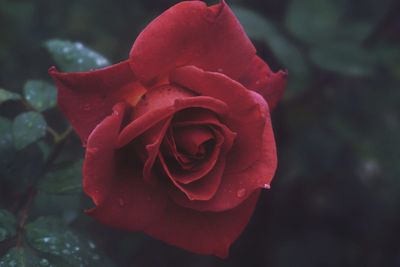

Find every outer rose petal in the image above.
[170,65,265,173]
[84,103,167,229]
[129,0,255,83]
[49,60,145,143]
[144,189,261,258]
[239,56,287,111]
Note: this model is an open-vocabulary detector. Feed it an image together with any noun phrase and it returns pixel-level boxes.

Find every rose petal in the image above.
[170,65,265,173]
[239,56,287,111]
[144,189,261,258]
[171,106,277,212]
[84,103,167,229]
[117,96,229,148]
[173,126,213,156]
[49,60,145,144]
[142,118,172,183]
[83,103,127,205]
[129,0,255,83]
[86,164,168,230]
[160,153,225,201]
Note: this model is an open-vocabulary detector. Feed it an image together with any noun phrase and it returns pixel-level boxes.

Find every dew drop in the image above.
[87,147,99,154]
[262,184,270,189]
[88,241,96,249]
[96,58,107,66]
[117,197,125,206]
[83,104,90,111]
[236,188,246,198]
[40,258,50,266]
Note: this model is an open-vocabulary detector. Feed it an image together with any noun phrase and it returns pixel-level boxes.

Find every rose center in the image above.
[173,125,215,159]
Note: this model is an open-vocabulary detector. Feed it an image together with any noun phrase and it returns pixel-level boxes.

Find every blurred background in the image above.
[0,0,399,266]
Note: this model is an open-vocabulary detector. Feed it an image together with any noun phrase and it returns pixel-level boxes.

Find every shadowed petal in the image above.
[144,189,261,258]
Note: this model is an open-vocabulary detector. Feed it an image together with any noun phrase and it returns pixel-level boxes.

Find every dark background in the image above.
[1,0,400,266]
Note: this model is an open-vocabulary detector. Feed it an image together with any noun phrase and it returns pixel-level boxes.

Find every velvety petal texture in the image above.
[49,60,145,143]
[51,0,286,258]
[129,0,255,83]
[239,56,287,111]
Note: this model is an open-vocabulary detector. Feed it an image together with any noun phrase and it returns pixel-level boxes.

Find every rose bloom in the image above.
[50,0,286,257]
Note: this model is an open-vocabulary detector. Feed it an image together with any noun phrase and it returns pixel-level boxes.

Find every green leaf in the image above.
[0,117,15,172]
[25,216,115,267]
[12,112,47,150]
[285,0,343,44]
[0,247,48,267]
[23,80,57,112]
[39,160,83,195]
[45,39,110,72]
[0,88,21,104]
[310,42,375,76]
[1,144,44,193]
[0,209,17,242]
[232,6,311,97]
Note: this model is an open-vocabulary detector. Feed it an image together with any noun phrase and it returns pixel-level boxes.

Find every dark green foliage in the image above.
[12,112,47,150]
[23,81,57,112]
[0,89,21,105]
[25,216,115,267]
[45,40,110,72]
[0,210,17,242]
[0,247,47,267]
[38,160,83,195]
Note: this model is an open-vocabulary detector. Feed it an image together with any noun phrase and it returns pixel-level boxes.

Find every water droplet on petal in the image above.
[117,197,125,206]
[262,184,270,189]
[87,147,99,154]
[83,104,90,111]
[236,188,246,198]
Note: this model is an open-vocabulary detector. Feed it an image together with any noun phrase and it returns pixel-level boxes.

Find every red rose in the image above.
[49,0,286,257]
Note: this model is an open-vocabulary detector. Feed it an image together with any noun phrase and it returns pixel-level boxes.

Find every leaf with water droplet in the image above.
[25,216,115,267]
[0,88,21,105]
[0,247,45,267]
[0,209,17,242]
[23,80,56,112]
[38,160,83,194]
[12,112,47,150]
[45,39,110,72]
